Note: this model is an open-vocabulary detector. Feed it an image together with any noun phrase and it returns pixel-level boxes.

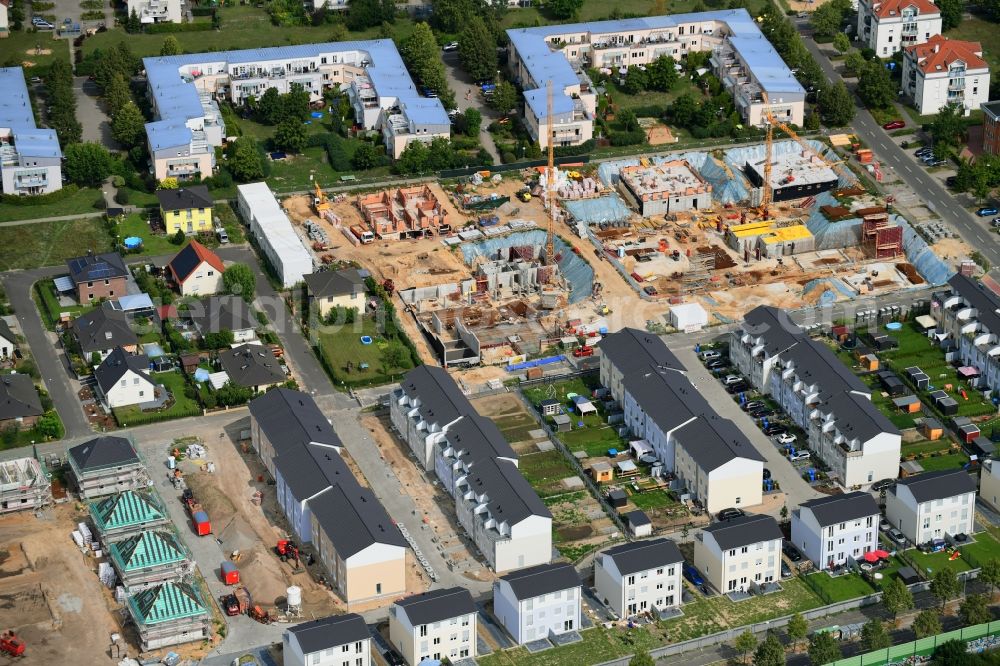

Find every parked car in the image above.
[946,176,958,187]
[915,147,933,157]
[442,41,459,51]
[788,450,811,462]
[763,424,788,436]
[928,159,948,167]
[750,408,775,419]
[683,563,704,586]
[879,518,891,532]
[383,649,406,666]
[726,382,749,394]
[882,120,906,130]
[717,507,745,521]
[643,285,659,296]
[701,350,722,361]
[762,467,771,480]
[775,433,797,445]
[887,528,907,547]
[952,533,969,543]
[742,400,765,412]
[781,561,792,578]
[706,359,728,369]
[782,543,803,562]
[871,478,895,492]
[919,538,947,553]
[215,227,229,243]
[977,207,999,217]
[723,375,743,386]
[991,218,1000,228]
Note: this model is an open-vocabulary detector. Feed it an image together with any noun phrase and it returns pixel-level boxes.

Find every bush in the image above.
[191,6,214,15]
[114,189,130,205]
[144,21,213,33]
[609,129,645,146]
[0,184,80,206]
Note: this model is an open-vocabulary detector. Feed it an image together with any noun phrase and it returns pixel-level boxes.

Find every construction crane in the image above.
[545,80,556,263]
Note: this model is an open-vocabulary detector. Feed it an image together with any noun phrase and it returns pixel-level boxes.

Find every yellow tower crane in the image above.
[546,80,556,264]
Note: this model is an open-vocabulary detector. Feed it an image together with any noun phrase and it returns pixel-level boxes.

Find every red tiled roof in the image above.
[167,239,226,284]
[906,35,987,74]
[0,0,9,8]
[871,0,939,19]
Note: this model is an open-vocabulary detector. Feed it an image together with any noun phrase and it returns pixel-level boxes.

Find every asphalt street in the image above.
[799,23,1000,268]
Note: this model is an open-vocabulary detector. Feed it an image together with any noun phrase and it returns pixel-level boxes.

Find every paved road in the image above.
[799,23,1000,268]
[73,77,117,147]
[441,50,502,164]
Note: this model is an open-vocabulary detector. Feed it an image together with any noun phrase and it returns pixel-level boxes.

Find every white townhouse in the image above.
[694,514,783,594]
[283,613,371,666]
[885,470,977,545]
[857,0,942,57]
[791,491,881,569]
[903,36,990,115]
[594,538,684,618]
[599,329,764,513]
[0,68,62,196]
[730,306,901,488]
[493,563,582,645]
[127,0,181,24]
[506,9,804,149]
[393,366,551,573]
[94,347,157,409]
[388,587,477,666]
[931,274,1000,392]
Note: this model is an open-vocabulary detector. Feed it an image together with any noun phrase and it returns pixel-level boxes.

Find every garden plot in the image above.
[544,490,618,561]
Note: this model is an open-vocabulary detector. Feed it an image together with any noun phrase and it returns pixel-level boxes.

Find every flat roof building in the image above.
[744,146,839,202]
[618,160,712,216]
[236,183,313,288]
[0,67,62,196]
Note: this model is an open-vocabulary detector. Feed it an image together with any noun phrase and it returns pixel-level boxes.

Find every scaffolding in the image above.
[0,457,51,514]
[682,252,715,296]
[860,207,903,259]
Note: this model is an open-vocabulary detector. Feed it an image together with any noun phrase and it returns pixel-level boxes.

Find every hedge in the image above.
[113,403,201,426]
[191,6,214,15]
[144,21,213,33]
[0,184,81,206]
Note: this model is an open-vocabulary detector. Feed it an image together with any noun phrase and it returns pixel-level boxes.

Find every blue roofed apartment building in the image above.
[0,67,63,196]
[142,39,450,181]
[506,9,805,148]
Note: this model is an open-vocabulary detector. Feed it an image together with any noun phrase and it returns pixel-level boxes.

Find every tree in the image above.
[912,609,942,638]
[752,633,785,666]
[861,619,891,651]
[345,0,395,31]
[833,33,851,53]
[34,412,62,440]
[960,594,991,626]
[223,263,256,302]
[980,558,1000,599]
[491,79,518,116]
[351,142,380,170]
[857,60,895,109]
[380,342,407,371]
[779,504,789,522]
[844,50,867,77]
[396,139,430,174]
[126,8,142,33]
[882,576,915,620]
[104,73,132,116]
[273,118,307,153]
[226,136,265,182]
[930,567,961,609]
[646,56,679,92]
[402,23,449,100]
[111,101,146,148]
[811,2,844,37]
[937,0,962,31]
[462,108,482,138]
[733,630,757,665]
[171,228,185,245]
[458,16,499,84]
[617,108,639,132]
[256,88,284,125]
[931,103,966,152]
[160,35,180,56]
[628,651,654,666]
[819,80,856,127]
[282,84,310,121]
[546,0,584,19]
[64,142,113,186]
[808,632,842,665]
[202,329,235,349]
[787,612,808,650]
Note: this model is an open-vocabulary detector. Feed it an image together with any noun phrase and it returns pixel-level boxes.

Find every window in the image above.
[342,645,350,652]
[627,575,635,585]
[420,625,428,637]
[355,642,362,652]
[433,638,441,646]
[741,546,749,554]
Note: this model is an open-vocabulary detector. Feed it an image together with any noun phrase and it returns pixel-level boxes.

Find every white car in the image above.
[723,375,743,385]
[775,433,797,445]
[788,451,811,462]
[442,41,459,52]
[701,350,721,361]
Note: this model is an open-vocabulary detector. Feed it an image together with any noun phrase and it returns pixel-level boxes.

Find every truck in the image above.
[219,586,251,616]
[181,489,211,536]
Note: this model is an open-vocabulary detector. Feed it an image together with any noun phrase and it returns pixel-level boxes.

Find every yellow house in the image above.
[156,186,213,235]
[304,268,368,319]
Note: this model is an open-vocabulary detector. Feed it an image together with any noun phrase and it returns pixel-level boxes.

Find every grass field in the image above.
[316,316,416,386]
[905,547,973,576]
[518,449,580,497]
[500,0,768,29]
[114,213,179,257]
[33,279,93,330]
[479,625,664,666]
[902,439,955,457]
[0,188,103,224]
[0,31,72,70]
[522,376,626,456]
[946,17,1000,70]
[0,218,112,271]
[113,370,201,426]
[627,487,677,510]
[805,572,876,602]
[916,452,969,472]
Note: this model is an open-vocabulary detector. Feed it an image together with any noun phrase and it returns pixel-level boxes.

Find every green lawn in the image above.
[518,450,580,497]
[946,17,1000,70]
[0,410,64,451]
[479,625,664,666]
[491,412,539,444]
[870,555,909,591]
[903,439,955,457]
[113,370,201,426]
[0,218,112,271]
[661,591,728,642]
[709,578,824,627]
[627,487,676,511]
[33,279,93,330]
[0,188,103,224]
[958,533,1000,569]
[0,30,72,70]
[522,376,626,456]
[316,316,416,387]
[500,0,768,28]
[805,572,876,602]
[113,213,180,257]
[917,452,970,472]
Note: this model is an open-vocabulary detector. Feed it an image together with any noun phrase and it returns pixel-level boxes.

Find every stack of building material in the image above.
[99,561,117,588]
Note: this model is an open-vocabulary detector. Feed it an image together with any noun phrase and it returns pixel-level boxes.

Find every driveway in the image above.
[441,50,502,164]
[73,76,117,147]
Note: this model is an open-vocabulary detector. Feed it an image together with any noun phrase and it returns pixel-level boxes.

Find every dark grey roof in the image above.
[703,514,783,551]
[0,373,42,420]
[166,240,224,284]
[395,587,476,626]
[892,469,977,504]
[741,306,803,358]
[673,414,765,470]
[602,538,683,575]
[73,305,138,353]
[304,269,367,300]
[95,347,152,394]
[983,101,1000,119]
[218,343,284,388]
[155,185,212,212]
[443,413,515,463]
[398,365,468,428]
[67,252,128,284]
[818,391,900,442]
[187,296,257,335]
[799,491,880,527]
[286,613,370,654]
[69,435,138,471]
[0,319,16,346]
[597,327,683,376]
[499,562,581,601]
[273,442,351,502]
[624,510,651,527]
[308,482,406,558]
[948,274,1000,336]
[460,457,551,525]
[249,388,341,455]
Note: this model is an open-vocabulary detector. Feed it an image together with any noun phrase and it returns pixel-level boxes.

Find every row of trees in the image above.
[44,60,82,147]
[344,0,396,31]
[395,136,487,174]
[620,56,681,96]
[401,23,455,108]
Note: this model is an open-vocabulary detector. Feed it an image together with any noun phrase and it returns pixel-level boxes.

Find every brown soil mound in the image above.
[185,471,237,529]
[238,547,290,608]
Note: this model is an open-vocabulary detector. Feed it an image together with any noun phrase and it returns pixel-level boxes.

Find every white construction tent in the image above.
[236,182,313,288]
[669,302,708,331]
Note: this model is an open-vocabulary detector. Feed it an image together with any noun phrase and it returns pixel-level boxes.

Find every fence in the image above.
[828,620,1000,666]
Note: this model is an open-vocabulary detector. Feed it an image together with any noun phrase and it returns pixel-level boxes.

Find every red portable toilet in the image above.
[221,561,240,585]
[192,510,211,536]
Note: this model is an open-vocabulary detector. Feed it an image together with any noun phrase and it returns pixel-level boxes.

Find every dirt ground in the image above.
[0,506,124,664]
[933,236,975,264]
[360,413,489,582]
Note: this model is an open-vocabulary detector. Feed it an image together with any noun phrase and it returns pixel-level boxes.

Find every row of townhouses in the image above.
[142,40,449,181]
[506,9,805,148]
[931,274,1000,392]
[390,365,553,573]
[598,328,765,514]
[0,67,62,196]
[730,305,902,489]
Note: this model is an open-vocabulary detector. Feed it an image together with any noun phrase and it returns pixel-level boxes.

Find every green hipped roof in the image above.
[89,490,166,531]
[110,531,188,572]
[128,582,207,626]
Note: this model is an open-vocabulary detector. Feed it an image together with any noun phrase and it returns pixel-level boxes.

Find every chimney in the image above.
[934,43,940,53]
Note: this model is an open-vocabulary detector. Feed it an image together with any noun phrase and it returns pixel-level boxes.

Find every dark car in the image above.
[882,120,906,130]
[384,649,406,666]
[742,400,765,412]
[750,408,775,419]
[952,533,969,543]
[871,478,895,492]
[717,507,745,521]
[781,561,792,578]
[887,528,907,547]
[977,207,999,217]
[643,285,659,296]
[946,176,958,187]
[782,543,803,562]
[763,424,788,436]
[683,563,704,586]
[726,382,749,394]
